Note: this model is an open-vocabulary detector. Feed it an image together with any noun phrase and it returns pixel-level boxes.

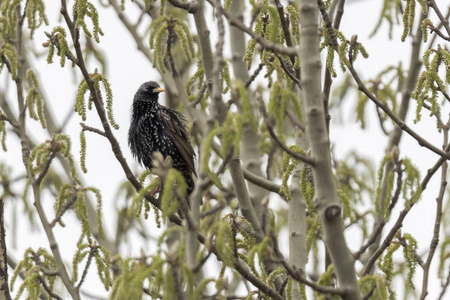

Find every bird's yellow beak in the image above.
[153,87,165,93]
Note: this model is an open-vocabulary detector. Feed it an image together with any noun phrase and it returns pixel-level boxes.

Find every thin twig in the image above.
[319,2,450,160]
[286,110,305,131]
[80,122,106,137]
[244,62,264,88]
[427,8,450,47]
[50,192,78,227]
[362,284,376,300]
[419,138,448,299]
[388,161,403,211]
[363,143,450,275]
[44,31,78,64]
[192,251,212,273]
[398,234,425,268]
[35,151,57,185]
[427,24,450,41]
[375,106,390,136]
[77,246,97,289]
[275,258,348,296]
[234,215,263,242]
[428,0,450,38]
[189,82,208,108]
[200,200,226,218]
[273,0,295,65]
[273,52,301,87]
[233,259,284,300]
[37,275,63,300]
[255,92,315,165]
[60,0,159,210]
[0,114,18,128]
[438,266,450,300]
[167,255,184,300]
[320,0,347,133]
[32,254,59,276]
[209,0,297,56]
[0,197,13,300]
[353,220,386,261]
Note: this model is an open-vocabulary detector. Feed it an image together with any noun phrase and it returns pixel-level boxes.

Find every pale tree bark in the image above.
[288,74,309,300]
[289,167,308,299]
[298,0,361,298]
[228,0,268,222]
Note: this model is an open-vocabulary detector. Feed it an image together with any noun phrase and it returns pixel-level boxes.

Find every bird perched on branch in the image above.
[128,81,197,195]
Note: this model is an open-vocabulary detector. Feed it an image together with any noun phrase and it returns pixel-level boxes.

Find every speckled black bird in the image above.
[128,81,197,195]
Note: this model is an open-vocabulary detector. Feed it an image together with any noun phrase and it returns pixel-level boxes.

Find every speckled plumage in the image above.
[128,81,197,194]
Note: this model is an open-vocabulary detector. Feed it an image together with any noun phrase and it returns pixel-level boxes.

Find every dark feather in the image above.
[161,108,197,177]
[128,81,197,194]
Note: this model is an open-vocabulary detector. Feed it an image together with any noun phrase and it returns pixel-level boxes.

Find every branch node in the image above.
[324,204,341,219]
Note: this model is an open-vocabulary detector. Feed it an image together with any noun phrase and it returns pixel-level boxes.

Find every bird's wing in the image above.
[161,108,197,177]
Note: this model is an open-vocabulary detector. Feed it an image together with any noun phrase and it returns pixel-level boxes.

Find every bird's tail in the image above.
[183,169,195,196]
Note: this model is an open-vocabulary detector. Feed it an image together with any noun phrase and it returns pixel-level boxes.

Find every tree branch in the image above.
[210,0,298,56]
[76,246,97,289]
[0,198,12,300]
[420,142,448,299]
[233,259,284,300]
[37,275,63,300]
[242,168,282,195]
[428,0,450,38]
[255,92,315,165]
[299,0,361,298]
[363,143,450,275]
[438,265,450,300]
[210,0,227,124]
[229,157,263,240]
[168,0,200,13]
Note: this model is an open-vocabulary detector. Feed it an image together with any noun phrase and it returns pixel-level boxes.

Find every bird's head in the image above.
[135,81,165,102]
